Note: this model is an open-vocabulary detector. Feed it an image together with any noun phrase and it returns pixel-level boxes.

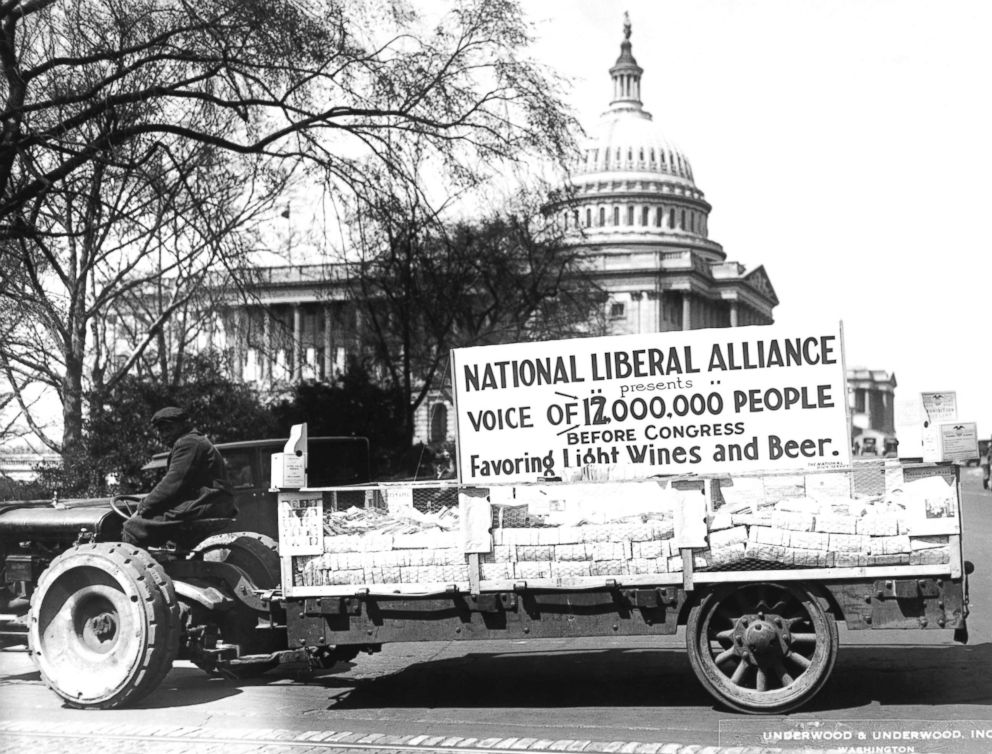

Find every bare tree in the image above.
[0,0,578,464]
[346,180,604,446]
[0,0,577,216]
[1,95,282,457]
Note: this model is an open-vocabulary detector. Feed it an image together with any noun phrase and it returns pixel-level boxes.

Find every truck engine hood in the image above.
[0,500,123,543]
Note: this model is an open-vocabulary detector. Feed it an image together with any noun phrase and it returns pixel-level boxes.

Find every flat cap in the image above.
[151,406,188,424]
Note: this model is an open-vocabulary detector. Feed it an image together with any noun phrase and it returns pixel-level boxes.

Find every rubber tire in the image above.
[190,532,280,589]
[188,532,282,675]
[686,582,838,714]
[28,542,179,709]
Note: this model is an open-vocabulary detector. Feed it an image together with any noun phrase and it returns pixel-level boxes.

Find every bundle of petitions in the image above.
[480,517,677,580]
[298,471,958,587]
[299,505,464,586]
[712,473,957,569]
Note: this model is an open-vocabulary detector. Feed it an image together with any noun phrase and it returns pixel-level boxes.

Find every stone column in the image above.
[262,308,272,382]
[729,301,739,328]
[292,304,302,382]
[682,293,692,331]
[323,305,333,380]
[647,291,661,333]
[353,304,363,351]
[629,291,642,334]
[233,308,245,379]
[204,312,215,351]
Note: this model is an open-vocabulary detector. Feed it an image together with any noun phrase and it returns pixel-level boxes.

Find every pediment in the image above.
[744,265,778,304]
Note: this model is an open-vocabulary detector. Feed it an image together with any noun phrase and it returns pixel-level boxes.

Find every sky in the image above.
[519,0,992,436]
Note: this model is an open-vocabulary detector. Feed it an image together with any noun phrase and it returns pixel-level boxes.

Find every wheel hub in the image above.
[744,620,776,654]
[734,613,789,663]
[90,613,117,641]
[81,610,118,649]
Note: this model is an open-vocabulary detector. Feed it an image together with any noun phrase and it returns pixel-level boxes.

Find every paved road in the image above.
[2,469,990,753]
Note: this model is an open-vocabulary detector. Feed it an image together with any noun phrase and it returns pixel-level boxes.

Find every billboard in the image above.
[451,322,851,484]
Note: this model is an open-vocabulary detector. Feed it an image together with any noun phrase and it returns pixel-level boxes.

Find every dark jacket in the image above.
[139,429,234,519]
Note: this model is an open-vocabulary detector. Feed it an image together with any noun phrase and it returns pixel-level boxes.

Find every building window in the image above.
[669,208,675,228]
[641,206,649,226]
[613,206,620,225]
[573,210,579,227]
[656,207,663,227]
[599,207,605,226]
[586,208,592,227]
[610,302,625,319]
[681,209,686,229]
[627,205,634,225]
[430,404,448,444]
[650,148,655,164]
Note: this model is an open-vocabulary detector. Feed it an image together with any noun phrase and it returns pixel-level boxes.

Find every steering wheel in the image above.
[110,495,142,521]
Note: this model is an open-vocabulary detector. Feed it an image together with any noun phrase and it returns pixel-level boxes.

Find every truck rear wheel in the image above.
[28,543,179,709]
[187,532,283,677]
[686,582,838,714]
[191,532,280,588]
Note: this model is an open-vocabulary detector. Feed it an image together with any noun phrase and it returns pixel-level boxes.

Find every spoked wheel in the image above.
[687,582,838,714]
[28,543,179,709]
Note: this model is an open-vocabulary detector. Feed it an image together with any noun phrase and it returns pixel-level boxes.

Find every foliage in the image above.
[0,473,49,502]
[35,353,277,496]
[0,0,579,465]
[0,0,577,217]
[346,185,605,446]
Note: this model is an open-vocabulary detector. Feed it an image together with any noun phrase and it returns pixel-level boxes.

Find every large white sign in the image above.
[451,323,852,484]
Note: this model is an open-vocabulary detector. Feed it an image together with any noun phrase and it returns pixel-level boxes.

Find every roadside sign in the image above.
[939,422,979,463]
[922,391,958,462]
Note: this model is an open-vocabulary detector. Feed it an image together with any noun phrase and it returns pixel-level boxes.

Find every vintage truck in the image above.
[275,455,971,714]
[0,323,975,714]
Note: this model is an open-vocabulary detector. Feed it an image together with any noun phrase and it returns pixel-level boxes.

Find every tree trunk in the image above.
[61,351,86,494]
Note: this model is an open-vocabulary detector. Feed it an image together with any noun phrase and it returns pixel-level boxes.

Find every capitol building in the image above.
[549,16,777,336]
[202,17,779,445]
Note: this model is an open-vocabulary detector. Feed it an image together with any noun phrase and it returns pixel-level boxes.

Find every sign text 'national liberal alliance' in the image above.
[450,324,851,484]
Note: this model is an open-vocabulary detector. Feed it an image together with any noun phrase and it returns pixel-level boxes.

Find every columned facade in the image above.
[847,368,898,435]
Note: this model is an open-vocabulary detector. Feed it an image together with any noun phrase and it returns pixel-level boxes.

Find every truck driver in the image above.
[122,406,236,547]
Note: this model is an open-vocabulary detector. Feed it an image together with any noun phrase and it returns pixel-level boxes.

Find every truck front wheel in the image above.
[686,582,838,714]
[28,543,179,709]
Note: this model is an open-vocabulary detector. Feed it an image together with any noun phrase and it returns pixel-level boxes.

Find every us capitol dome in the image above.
[551,14,778,334]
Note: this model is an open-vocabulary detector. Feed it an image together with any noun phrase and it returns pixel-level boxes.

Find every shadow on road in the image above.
[142,660,359,709]
[815,643,992,710]
[7,642,989,712]
[313,642,992,712]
